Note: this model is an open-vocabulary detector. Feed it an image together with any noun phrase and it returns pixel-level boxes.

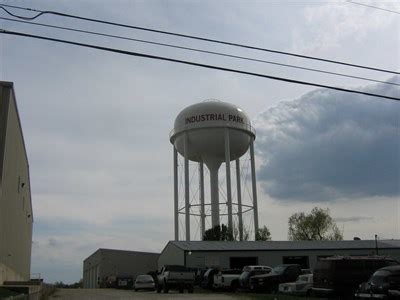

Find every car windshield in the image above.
[272,266,286,275]
[243,266,252,272]
[203,269,213,277]
[371,270,390,285]
[239,272,250,280]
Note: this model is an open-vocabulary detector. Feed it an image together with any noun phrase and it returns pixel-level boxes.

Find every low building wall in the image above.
[0,262,26,285]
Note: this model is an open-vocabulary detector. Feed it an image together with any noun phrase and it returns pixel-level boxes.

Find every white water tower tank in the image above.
[171,100,253,169]
[170,100,259,241]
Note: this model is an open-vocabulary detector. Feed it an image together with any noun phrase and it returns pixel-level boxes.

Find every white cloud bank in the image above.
[255,77,400,202]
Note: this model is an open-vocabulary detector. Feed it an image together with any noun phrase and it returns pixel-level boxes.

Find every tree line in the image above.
[203,207,343,241]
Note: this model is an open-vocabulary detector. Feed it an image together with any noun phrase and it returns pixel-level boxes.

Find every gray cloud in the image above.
[47,238,59,248]
[335,216,374,223]
[255,78,400,202]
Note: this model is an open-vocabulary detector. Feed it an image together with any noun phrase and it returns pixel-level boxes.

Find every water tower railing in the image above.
[169,122,256,140]
[178,203,254,217]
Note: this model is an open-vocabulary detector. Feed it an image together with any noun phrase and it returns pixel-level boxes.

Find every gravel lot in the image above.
[49,288,284,300]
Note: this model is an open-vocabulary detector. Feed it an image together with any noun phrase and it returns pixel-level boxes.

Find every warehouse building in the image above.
[0,82,33,285]
[83,248,159,288]
[158,240,400,270]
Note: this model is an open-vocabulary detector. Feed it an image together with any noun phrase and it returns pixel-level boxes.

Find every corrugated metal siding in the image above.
[169,240,400,251]
[157,243,184,270]
[0,82,33,284]
[83,249,159,288]
[161,240,400,271]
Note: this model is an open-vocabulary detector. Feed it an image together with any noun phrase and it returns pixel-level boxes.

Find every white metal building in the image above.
[158,240,400,270]
[83,248,159,288]
[0,82,33,284]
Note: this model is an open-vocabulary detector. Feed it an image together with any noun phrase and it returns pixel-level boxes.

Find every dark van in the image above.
[313,256,398,297]
[355,265,400,299]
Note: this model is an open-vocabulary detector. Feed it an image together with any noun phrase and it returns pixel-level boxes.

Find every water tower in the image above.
[170,100,259,241]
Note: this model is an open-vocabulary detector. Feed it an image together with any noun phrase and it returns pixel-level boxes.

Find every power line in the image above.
[1,3,399,75]
[1,17,398,87]
[347,0,400,15]
[1,28,399,102]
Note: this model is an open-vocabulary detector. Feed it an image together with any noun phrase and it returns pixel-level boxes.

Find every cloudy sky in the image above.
[1,0,399,283]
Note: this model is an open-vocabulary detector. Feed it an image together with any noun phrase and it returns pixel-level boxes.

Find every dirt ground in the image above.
[48,288,284,300]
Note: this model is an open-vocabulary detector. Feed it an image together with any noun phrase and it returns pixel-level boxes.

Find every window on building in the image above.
[229,257,258,270]
[283,256,309,269]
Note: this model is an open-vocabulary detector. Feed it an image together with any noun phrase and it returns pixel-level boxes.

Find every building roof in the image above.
[98,248,160,255]
[168,240,400,252]
[84,248,160,262]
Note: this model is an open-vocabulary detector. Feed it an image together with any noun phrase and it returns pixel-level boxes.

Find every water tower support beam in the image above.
[236,158,243,241]
[225,128,233,235]
[210,168,220,228]
[199,161,205,239]
[173,147,179,241]
[184,133,190,241]
[250,137,259,239]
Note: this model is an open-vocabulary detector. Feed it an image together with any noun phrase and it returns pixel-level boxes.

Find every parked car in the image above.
[279,274,313,296]
[213,269,242,291]
[239,265,272,290]
[156,265,195,293]
[250,264,302,292]
[104,275,117,288]
[313,256,398,297]
[200,268,218,290]
[355,265,400,299]
[194,268,208,286]
[115,276,134,289]
[134,274,155,291]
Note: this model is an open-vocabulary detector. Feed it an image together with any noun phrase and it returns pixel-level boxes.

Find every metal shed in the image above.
[83,248,159,288]
[158,240,400,271]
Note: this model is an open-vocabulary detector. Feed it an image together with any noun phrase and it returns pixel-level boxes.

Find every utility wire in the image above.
[347,0,400,15]
[1,28,399,101]
[1,17,398,87]
[1,3,399,75]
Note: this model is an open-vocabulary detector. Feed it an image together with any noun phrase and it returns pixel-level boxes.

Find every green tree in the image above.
[256,225,272,241]
[288,207,343,241]
[203,224,234,241]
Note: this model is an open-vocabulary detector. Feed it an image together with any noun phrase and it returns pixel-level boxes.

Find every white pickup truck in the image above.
[213,269,242,291]
[156,265,195,293]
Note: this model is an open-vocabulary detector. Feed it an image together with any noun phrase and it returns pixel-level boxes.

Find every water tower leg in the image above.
[184,133,190,241]
[236,158,243,241]
[199,161,205,239]
[250,138,259,239]
[174,147,179,241]
[210,168,220,229]
[225,128,233,236]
